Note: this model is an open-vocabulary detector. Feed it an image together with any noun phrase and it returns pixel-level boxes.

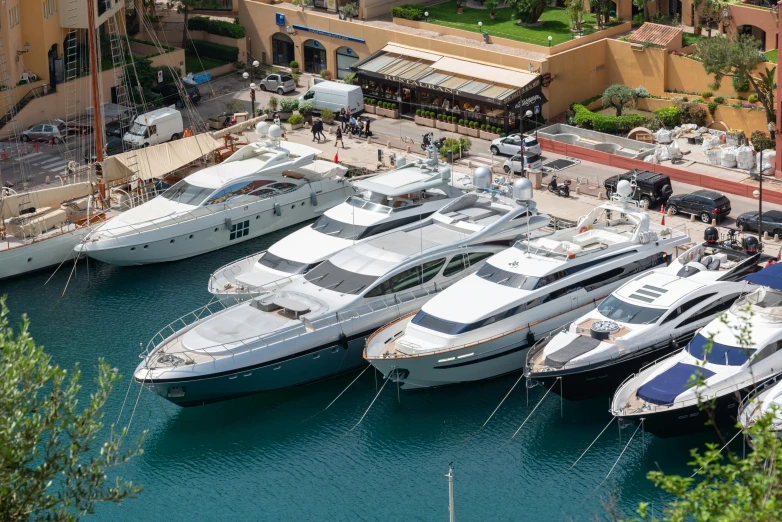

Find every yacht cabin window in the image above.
[662,294,717,324]
[160,180,214,206]
[365,258,446,297]
[258,252,321,275]
[205,180,276,205]
[679,294,740,327]
[442,252,494,277]
[311,214,367,240]
[687,333,755,365]
[597,295,666,324]
[304,261,379,294]
[267,182,298,192]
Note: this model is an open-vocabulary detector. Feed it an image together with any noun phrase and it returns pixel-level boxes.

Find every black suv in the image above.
[152,79,201,108]
[666,190,731,223]
[604,170,673,208]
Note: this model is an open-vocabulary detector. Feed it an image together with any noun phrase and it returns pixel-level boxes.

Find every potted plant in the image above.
[320,69,333,81]
[320,108,335,124]
[298,100,314,123]
[484,0,498,19]
[267,95,279,114]
[364,98,375,114]
[207,115,224,130]
[479,124,501,140]
[290,60,299,74]
[341,2,358,20]
[436,113,456,132]
[695,24,702,35]
[726,128,745,147]
[278,98,299,120]
[288,113,304,130]
[377,102,399,118]
[456,0,466,14]
[415,108,435,127]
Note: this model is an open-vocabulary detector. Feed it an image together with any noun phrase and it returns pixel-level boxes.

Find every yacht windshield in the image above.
[687,333,755,366]
[475,263,539,289]
[597,295,666,324]
[346,195,392,214]
[312,214,367,240]
[304,260,379,295]
[128,122,145,136]
[258,252,319,275]
[160,180,214,206]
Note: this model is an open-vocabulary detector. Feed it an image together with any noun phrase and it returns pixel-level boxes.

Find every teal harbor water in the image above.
[1,225,718,521]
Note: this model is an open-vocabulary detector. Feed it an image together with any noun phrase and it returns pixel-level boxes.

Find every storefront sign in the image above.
[291,25,366,43]
[514,76,547,112]
[275,13,285,26]
[541,73,552,88]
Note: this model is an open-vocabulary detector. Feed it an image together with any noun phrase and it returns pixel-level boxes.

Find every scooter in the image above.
[421,133,446,151]
[548,175,571,197]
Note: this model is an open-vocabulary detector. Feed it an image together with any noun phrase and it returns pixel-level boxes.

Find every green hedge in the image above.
[185,39,238,63]
[188,16,246,38]
[654,106,681,128]
[572,104,649,135]
[391,4,426,19]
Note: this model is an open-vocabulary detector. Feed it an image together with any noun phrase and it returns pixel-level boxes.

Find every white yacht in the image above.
[612,266,782,437]
[134,171,551,406]
[365,180,689,390]
[738,376,782,437]
[78,123,354,265]
[207,150,464,303]
[526,229,765,400]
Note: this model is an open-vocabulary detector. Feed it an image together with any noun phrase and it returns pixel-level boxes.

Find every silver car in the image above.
[503,152,543,174]
[258,73,296,95]
[21,122,67,143]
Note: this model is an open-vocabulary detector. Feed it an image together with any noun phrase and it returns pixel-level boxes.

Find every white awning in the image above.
[102,134,222,182]
[381,44,441,62]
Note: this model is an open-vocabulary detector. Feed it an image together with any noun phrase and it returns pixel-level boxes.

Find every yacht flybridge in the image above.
[365,180,689,390]
[207,149,463,302]
[79,123,354,265]
[135,169,551,406]
[526,228,765,400]
[612,265,782,437]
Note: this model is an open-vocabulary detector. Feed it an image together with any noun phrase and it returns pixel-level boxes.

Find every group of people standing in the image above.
[308,107,371,148]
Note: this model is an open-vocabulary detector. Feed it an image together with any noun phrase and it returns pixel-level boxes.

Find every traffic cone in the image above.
[660,204,665,226]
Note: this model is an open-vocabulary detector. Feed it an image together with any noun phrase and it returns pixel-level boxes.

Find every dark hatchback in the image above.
[665,190,731,223]
[736,210,782,237]
[604,170,673,207]
[84,138,125,164]
[152,79,201,108]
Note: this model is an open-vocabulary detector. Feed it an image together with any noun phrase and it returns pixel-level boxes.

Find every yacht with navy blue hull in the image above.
[135,170,551,406]
[611,264,782,437]
[525,228,766,401]
[365,180,689,390]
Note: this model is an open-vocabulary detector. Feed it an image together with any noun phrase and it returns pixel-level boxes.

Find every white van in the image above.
[299,81,363,114]
[123,107,184,148]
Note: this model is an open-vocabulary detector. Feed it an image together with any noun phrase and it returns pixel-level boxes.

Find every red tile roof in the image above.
[628,23,683,46]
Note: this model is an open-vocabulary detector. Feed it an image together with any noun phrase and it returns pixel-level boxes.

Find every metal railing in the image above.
[140,279,456,366]
[207,251,301,296]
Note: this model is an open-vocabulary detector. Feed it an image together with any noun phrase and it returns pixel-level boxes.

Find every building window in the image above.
[229,220,249,241]
[44,2,48,20]
[9,5,19,28]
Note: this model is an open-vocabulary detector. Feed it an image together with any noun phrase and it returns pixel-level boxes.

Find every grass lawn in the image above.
[681,32,705,47]
[765,49,778,63]
[423,3,618,46]
[185,53,228,74]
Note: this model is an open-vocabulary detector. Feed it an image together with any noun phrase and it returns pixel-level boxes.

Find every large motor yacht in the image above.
[738,375,782,438]
[525,227,765,400]
[78,123,354,265]
[134,170,551,406]
[207,149,464,303]
[365,180,689,390]
[612,265,782,437]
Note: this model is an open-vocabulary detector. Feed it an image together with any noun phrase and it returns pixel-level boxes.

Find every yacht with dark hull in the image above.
[525,228,765,400]
[612,264,782,437]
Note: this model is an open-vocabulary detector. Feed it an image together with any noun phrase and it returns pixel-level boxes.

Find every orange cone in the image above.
[660,204,665,226]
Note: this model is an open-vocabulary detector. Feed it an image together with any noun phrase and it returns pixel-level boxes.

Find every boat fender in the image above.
[339,332,348,350]
[526,329,534,347]
[274,202,281,216]
[578,226,588,234]
[310,192,318,207]
[225,217,233,230]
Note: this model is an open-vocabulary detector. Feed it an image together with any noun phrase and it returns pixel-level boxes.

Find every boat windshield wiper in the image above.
[321,279,345,290]
[308,273,329,282]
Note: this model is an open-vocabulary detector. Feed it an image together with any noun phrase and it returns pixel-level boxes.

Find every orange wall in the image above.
[725,4,778,51]
[605,39,666,96]
[635,97,769,133]
[547,39,608,117]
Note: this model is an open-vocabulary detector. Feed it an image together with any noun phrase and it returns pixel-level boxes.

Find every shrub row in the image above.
[391,4,426,19]
[188,16,245,38]
[185,39,239,63]
[572,104,649,134]
[279,98,299,112]
[376,102,396,109]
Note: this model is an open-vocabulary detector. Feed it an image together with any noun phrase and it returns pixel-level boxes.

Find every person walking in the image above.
[311,120,319,142]
[364,118,370,138]
[315,118,326,141]
[334,126,344,148]
[345,107,352,130]
[339,108,346,130]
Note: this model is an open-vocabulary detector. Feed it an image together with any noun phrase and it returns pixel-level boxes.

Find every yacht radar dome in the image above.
[512,177,533,201]
[472,166,491,189]
[616,179,633,198]
[704,226,719,243]
[268,124,282,140]
[255,121,269,137]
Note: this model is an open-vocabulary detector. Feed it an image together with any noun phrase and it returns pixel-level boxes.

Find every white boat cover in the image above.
[102,134,222,182]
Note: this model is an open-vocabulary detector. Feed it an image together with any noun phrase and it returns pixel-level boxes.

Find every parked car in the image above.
[84,138,125,164]
[736,210,782,238]
[106,115,135,138]
[666,189,731,223]
[503,152,543,174]
[21,122,68,143]
[259,73,296,95]
[490,134,541,156]
[152,79,201,109]
[604,169,673,207]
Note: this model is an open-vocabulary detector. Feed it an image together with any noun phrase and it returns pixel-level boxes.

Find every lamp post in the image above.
[520,109,533,178]
[547,35,552,47]
[752,121,777,248]
[250,82,257,116]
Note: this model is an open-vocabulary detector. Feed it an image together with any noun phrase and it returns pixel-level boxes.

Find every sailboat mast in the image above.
[86,0,105,200]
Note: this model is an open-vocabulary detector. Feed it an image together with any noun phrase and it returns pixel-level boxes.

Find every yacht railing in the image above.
[90,183,348,242]
[140,279,457,365]
[737,373,782,427]
[208,250,268,291]
[730,297,782,322]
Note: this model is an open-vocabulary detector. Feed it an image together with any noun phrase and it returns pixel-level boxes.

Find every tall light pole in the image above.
[520,109,533,178]
[752,121,776,249]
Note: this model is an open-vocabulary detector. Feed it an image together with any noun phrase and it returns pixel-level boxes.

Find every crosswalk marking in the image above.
[14,152,45,162]
[37,157,67,167]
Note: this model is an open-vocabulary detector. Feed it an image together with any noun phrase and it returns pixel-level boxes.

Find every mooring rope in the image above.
[569,416,616,470]
[345,370,392,436]
[314,364,372,419]
[690,428,743,478]
[595,420,643,492]
[501,377,559,447]
[115,369,136,425]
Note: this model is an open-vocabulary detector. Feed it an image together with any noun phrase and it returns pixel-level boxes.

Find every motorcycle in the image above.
[421,133,446,151]
[548,175,571,198]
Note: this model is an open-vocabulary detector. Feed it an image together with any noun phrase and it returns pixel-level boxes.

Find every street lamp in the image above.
[547,35,552,47]
[520,109,533,179]
[242,71,249,80]
[424,11,428,18]
[250,82,257,116]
